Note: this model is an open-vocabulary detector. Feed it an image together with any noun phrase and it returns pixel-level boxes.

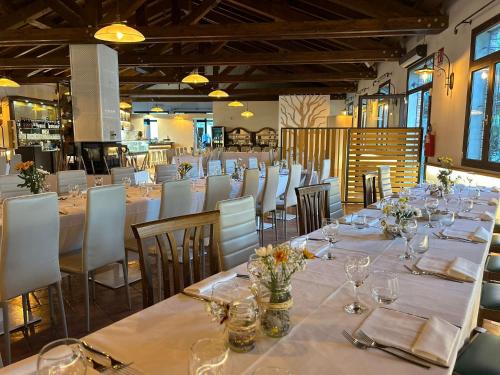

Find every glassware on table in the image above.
[411,234,429,256]
[344,254,370,315]
[424,197,439,228]
[370,270,399,305]
[69,184,81,207]
[455,184,466,198]
[122,176,132,188]
[399,187,410,199]
[289,236,307,252]
[470,187,481,200]
[321,218,339,251]
[460,197,474,213]
[252,368,292,375]
[398,218,418,261]
[43,182,51,193]
[439,210,455,227]
[94,176,103,187]
[352,214,367,229]
[37,338,87,375]
[189,338,229,375]
[442,187,454,209]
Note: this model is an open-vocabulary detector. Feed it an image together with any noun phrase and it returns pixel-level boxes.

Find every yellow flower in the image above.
[303,249,315,259]
[273,248,288,264]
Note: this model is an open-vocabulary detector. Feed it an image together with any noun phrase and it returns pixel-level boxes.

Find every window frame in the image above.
[462,14,500,171]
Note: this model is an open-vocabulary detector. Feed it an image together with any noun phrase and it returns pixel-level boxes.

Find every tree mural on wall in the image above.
[279,95,329,128]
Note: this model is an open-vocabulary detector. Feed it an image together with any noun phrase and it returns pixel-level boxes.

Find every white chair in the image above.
[323,177,344,219]
[257,166,279,244]
[155,164,177,183]
[217,196,260,270]
[303,160,315,186]
[248,157,258,169]
[0,156,7,175]
[208,160,222,176]
[0,193,67,364]
[276,164,302,238]
[0,175,30,198]
[186,162,200,179]
[111,167,135,185]
[8,154,22,175]
[241,168,260,203]
[225,159,236,175]
[378,165,393,199]
[204,175,231,212]
[56,170,87,195]
[320,159,331,182]
[59,185,130,332]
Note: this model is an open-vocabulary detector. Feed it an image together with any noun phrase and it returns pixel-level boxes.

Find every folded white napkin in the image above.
[480,211,495,221]
[442,226,489,243]
[59,208,69,215]
[489,198,499,206]
[411,316,460,367]
[183,271,237,296]
[457,211,494,221]
[491,187,500,193]
[417,255,480,282]
[471,226,489,243]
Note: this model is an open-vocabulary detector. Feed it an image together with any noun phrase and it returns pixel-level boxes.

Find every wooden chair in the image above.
[295,183,331,236]
[362,171,378,208]
[132,211,221,308]
[477,281,500,327]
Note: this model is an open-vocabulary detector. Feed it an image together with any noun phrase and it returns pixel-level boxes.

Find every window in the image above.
[463,15,500,170]
[407,57,433,91]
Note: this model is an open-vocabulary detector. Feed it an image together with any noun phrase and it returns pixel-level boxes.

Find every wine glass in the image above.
[410,234,429,256]
[321,218,339,253]
[69,184,80,207]
[424,197,439,228]
[442,187,454,210]
[189,338,229,375]
[352,214,367,229]
[344,254,370,315]
[122,176,132,188]
[439,210,455,227]
[370,270,399,305]
[399,218,418,260]
[37,338,87,375]
[455,184,465,199]
[94,176,103,187]
[460,197,474,213]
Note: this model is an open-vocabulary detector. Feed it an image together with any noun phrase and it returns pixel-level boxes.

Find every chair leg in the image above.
[121,260,132,310]
[55,282,68,338]
[47,286,55,324]
[90,271,96,302]
[83,273,90,332]
[283,207,287,239]
[259,214,264,245]
[21,294,28,334]
[273,211,278,242]
[2,301,10,365]
[477,308,485,327]
[296,206,300,234]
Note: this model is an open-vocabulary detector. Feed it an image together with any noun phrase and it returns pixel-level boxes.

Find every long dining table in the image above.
[2,187,498,374]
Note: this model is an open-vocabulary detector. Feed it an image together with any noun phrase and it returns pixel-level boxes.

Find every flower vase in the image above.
[258,281,293,338]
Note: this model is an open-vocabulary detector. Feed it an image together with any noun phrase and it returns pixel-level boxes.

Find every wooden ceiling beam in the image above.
[0,0,51,30]
[101,0,148,25]
[225,0,314,22]
[326,0,426,18]
[0,16,448,46]
[131,94,346,102]
[181,0,222,25]
[44,0,86,26]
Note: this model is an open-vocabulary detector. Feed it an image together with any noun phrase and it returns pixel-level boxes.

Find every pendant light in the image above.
[151,104,164,112]
[182,70,209,84]
[0,76,20,88]
[94,1,145,43]
[228,100,244,107]
[120,101,132,109]
[208,88,229,98]
[241,103,254,118]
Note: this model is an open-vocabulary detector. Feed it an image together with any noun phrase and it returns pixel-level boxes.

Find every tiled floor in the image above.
[2,204,500,365]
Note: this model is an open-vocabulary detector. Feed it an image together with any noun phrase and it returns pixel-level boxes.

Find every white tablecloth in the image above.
[3,189,498,374]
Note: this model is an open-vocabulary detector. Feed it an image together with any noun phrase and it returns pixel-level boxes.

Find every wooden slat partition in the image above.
[280,127,422,203]
[345,128,422,203]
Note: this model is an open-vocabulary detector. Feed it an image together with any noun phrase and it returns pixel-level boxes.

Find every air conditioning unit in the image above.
[399,44,427,68]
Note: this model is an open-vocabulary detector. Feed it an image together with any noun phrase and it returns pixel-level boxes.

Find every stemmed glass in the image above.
[122,176,132,188]
[399,218,418,260]
[442,187,454,210]
[37,338,87,375]
[94,176,103,187]
[69,184,81,207]
[424,197,439,228]
[344,254,370,315]
[321,218,339,252]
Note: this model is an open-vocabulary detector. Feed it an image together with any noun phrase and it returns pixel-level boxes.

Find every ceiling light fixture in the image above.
[151,105,164,112]
[94,1,145,43]
[120,101,132,109]
[241,103,254,118]
[208,89,229,98]
[415,51,454,95]
[182,70,209,84]
[0,76,20,87]
[228,100,244,107]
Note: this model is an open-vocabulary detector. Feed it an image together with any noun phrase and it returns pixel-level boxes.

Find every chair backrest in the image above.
[8,155,22,175]
[159,179,193,245]
[204,174,231,211]
[295,183,331,236]
[323,177,343,219]
[0,156,7,175]
[217,196,259,270]
[253,146,261,152]
[155,164,177,183]
[248,157,258,169]
[132,211,221,307]
[304,160,315,186]
[83,185,126,271]
[111,167,135,185]
[260,166,279,213]
[186,162,200,179]
[207,160,222,176]
[225,159,236,174]
[362,171,378,208]
[0,193,60,300]
[241,146,251,152]
[241,168,260,203]
[56,170,87,195]
[320,159,331,182]
[283,164,302,207]
[0,175,30,198]
[378,165,393,199]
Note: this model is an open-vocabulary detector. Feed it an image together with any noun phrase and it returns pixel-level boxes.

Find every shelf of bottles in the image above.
[255,128,278,147]
[227,127,252,146]
[13,100,61,147]
[212,126,225,148]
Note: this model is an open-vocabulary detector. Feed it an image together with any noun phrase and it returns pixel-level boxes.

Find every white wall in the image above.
[213,101,278,131]
[353,0,500,171]
[0,84,57,102]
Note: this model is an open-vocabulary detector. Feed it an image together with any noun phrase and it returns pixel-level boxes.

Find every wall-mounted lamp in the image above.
[415,51,454,96]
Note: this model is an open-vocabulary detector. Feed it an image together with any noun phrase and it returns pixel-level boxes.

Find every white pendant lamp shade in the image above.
[228,100,244,107]
[182,72,209,84]
[208,89,229,98]
[94,22,145,43]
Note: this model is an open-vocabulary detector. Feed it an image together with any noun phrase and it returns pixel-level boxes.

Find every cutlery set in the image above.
[81,340,140,374]
[404,264,463,283]
[432,231,480,243]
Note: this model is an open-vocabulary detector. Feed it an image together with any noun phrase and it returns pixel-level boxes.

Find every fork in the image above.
[357,330,431,368]
[342,330,430,368]
[404,265,464,283]
[82,341,138,374]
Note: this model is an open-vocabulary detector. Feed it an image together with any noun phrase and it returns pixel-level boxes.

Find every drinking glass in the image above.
[439,210,455,227]
[411,234,429,256]
[424,197,439,228]
[455,184,465,199]
[43,183,51,193]
[289,237,307,252]
[460,197,474,213]
[399,218,418,260]
[69,185,80,207]
[252,368,292,375]
[122,176,132,188]
[247,254,262,294]
[470,187,481,200]
[442,188,454,210]
[344,254,370,314]
[370,271,399,305]
[321,218,339,251]
[94,176,103,187]
[189,338,229,375]
[399,187,410,199]
[37,338,87,375]
[352,214,367,229]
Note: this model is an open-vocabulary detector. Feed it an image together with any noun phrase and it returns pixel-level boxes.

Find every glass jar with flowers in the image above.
[381,198,421,239]
[436,156,455,195]
[16,161,49,194]
[177,162,192,179]
[253,243,307,338]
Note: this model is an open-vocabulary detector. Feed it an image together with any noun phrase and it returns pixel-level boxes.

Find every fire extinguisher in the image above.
[424,123,435,157]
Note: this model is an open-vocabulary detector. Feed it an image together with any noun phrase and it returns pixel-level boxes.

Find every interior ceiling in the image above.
[0,0,449,101]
